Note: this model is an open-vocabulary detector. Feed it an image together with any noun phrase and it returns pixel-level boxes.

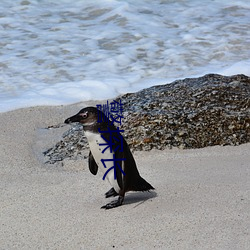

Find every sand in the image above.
[0,102,249,249]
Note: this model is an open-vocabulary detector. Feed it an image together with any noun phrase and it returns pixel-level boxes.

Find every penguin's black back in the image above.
[96,120,154,192]
[121,137,154,192]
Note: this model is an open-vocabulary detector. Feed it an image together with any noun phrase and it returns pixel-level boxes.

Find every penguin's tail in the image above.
[132,176,154,192]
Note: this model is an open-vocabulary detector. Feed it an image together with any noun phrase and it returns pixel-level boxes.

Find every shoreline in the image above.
[0,103,249,249]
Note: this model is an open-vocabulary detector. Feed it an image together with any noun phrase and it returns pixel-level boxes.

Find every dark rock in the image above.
[43,74,250,163]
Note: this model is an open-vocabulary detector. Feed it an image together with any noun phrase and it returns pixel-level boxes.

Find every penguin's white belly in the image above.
[85,131,120,193]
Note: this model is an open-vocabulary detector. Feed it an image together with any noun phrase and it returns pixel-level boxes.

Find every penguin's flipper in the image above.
[101,196,124,209]
[88,151,98,175]
[105,187,118,198]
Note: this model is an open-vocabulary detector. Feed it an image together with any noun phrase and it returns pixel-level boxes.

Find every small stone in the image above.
[178,130,187,136]
[143,138,153,143]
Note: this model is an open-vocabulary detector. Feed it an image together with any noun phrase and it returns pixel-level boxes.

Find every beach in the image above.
[0,103,249,249]
[1,0,250,248]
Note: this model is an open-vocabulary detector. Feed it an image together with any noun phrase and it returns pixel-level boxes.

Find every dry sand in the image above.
[0,102,249,249]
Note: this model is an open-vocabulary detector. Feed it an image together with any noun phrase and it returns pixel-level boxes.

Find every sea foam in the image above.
[0,0,249,112]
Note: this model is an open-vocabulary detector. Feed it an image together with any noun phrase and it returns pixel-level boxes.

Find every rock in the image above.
[43,74,250,163]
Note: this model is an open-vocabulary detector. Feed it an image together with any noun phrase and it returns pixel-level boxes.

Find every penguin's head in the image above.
[65,107,100,127]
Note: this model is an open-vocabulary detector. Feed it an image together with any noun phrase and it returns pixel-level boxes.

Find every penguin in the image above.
[65,106,154,209]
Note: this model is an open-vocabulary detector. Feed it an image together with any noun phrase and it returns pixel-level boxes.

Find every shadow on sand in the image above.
[123,190,157,208]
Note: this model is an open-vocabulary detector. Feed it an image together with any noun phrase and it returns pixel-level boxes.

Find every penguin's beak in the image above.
[64,114,81,124]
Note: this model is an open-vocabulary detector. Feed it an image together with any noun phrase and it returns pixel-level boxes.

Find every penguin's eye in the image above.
[79,112,88,119]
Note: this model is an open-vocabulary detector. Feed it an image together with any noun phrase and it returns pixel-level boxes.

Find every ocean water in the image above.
[0,0,250,112]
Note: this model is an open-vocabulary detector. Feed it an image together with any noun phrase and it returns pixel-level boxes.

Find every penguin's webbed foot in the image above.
[105,187,118,198]
[101,196,124,209]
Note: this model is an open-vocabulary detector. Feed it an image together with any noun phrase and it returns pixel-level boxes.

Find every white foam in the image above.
[218,60,250,76]
[0,0,250,112]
